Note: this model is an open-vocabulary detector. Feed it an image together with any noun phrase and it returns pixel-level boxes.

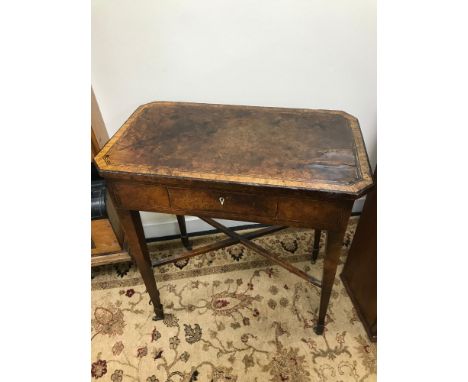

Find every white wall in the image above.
[92,0,376,237]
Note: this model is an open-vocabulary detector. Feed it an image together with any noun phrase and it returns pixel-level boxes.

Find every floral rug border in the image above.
[92,253,312,291]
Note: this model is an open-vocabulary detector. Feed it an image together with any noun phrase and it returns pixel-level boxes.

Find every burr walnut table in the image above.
[95,102,373,335]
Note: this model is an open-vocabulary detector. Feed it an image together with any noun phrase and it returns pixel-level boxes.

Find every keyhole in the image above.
[219,197,225,205]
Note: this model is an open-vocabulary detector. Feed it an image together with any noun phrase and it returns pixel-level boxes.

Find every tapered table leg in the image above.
[311,229,321,263]
[176,215,192,250]
[314,228,346,334]
[116,209,164,320]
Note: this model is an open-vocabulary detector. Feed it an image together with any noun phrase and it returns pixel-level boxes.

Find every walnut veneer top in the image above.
[95,102,373,197]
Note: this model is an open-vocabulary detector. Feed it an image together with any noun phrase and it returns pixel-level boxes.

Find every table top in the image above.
[95,102,373,197]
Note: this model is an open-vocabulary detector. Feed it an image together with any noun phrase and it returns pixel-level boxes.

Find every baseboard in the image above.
[143,211,361,242]
[142,216,255,239]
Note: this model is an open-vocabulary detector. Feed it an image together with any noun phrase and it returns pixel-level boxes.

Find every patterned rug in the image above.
[91,217,376,382]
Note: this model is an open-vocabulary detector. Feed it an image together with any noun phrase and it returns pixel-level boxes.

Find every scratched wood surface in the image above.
[95,102,373,197]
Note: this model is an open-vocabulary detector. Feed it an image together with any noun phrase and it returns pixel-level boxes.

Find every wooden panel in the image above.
[92,88,124,250]
[341,170,377,342]
[91,128,101,159]
[91,88,110,152]
[168,187,277,218]
[106,190,124,245]
[113,182,170,210]
[91,251,131,267]
[91,219,122,256]
[277,197,349,230]
[95,102,373,197]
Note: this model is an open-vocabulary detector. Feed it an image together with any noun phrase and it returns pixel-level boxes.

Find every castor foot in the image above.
[181,235,192,250]
[314,323,324,335]
[311,250,319,264]
[152,312,165,321]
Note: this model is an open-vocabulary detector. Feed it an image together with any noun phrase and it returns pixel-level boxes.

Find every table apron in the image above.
[109,182,352,231]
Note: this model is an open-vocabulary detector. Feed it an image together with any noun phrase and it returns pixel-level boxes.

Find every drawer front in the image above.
[277,197,349,230]
[168,187,277,218]
[113,183,170,210]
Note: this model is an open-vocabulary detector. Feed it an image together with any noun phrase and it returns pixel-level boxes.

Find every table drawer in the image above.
[168,187,277,218]
[113,183,170,211]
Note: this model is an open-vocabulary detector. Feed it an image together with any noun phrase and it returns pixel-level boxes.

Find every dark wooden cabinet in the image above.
[341,170,377,341]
